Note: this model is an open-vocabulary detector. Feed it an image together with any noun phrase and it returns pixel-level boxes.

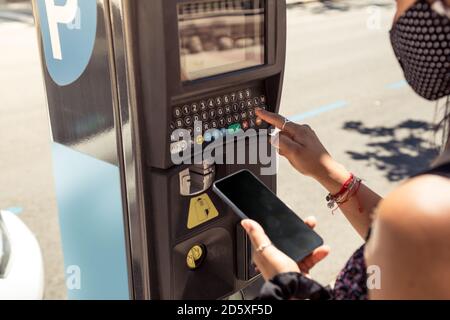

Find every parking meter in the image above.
[32,0,286,299]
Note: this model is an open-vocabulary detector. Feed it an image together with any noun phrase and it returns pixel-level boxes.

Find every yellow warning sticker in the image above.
[187,194,219,229]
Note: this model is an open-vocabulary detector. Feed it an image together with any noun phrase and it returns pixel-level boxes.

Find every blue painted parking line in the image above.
[387,80,407,90]
[288,100,348,123]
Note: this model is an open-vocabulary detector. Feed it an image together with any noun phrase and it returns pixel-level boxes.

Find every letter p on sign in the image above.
[45,0,78,60]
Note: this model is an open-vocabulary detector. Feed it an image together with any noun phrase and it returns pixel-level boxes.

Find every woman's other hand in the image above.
[241,217,330,281]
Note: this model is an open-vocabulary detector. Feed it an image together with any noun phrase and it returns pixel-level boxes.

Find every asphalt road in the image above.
[0,1,439,299]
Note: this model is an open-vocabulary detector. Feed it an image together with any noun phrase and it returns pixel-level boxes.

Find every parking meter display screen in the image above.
[178,0,265,82]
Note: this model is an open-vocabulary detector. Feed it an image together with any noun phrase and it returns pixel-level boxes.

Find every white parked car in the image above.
[0,210,44,299]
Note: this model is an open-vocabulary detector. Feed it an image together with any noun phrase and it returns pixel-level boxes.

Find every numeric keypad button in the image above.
[174,107,183,118]
[207,99,215,108]
[223,95,231,104]
[191,103,199,113]
[182,105,191,115]
[245,89,251,99]
[215,97,223,107]
[200,100,208,111]
[238,91,245,101]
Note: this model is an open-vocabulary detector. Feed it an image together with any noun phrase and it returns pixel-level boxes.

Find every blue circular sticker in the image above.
[36,0,97,86]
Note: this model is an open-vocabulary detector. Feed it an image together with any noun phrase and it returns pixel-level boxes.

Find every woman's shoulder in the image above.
[365,172,450,299]
[378,173,450,228]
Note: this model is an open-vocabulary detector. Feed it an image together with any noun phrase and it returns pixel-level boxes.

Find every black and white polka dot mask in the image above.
[390,0,450,101]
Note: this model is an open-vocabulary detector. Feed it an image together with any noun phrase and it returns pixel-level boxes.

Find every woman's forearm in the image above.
[313,156,382,238]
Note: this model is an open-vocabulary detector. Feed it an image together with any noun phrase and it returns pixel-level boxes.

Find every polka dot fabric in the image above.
[390,0,450,101]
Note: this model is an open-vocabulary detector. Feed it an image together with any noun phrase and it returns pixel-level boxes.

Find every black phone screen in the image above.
[214,170,323,262]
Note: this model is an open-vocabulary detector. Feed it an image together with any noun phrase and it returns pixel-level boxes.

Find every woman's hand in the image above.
[241,217,330,281]
[256,108,350,194]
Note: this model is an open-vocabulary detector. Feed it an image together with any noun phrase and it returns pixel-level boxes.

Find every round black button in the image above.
[182,105,191,115]
[209,110,216,119]
[174,107,183,118]
[200,100,208,111]
[201,111,209,121]
[191,103,199,113]
[260,95,266,104]
[192,114,200,122]
[176,119,184,128]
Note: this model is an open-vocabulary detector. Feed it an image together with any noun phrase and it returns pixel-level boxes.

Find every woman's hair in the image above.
[436,96,450,150]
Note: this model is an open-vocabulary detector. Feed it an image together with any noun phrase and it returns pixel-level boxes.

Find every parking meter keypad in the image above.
[171,87,267,141]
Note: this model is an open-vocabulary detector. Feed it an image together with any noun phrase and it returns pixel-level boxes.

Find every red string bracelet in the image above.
[326,173,363,213]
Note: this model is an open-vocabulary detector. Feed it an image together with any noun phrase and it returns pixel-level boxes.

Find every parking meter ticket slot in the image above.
[187,194,219,229]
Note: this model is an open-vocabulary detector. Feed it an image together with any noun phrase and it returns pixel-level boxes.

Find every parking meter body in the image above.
[33,0,286,299]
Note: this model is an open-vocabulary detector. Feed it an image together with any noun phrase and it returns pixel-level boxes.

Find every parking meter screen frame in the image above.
[178,0,266,81]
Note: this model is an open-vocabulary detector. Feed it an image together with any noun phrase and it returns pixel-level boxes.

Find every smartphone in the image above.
[213,170,324,262]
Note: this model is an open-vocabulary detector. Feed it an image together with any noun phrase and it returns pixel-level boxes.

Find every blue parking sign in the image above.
[36,0,97,86]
